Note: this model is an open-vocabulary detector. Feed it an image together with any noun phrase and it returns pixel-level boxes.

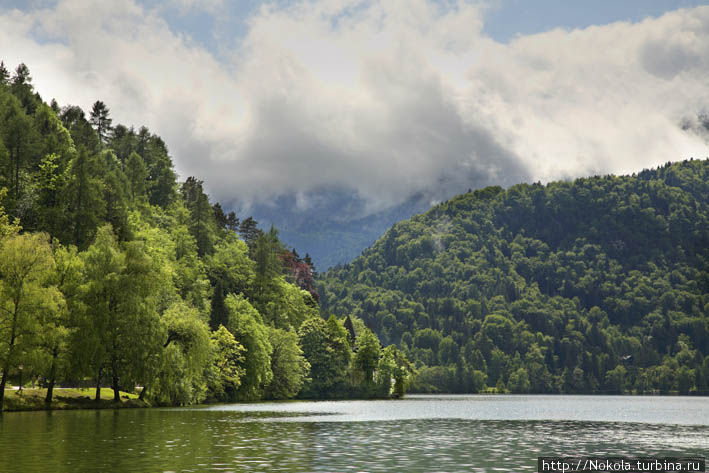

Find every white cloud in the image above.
[0,1,707,212]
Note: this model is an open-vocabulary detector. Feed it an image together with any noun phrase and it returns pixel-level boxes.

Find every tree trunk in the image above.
[95,367,102,401]
[0,368,7,411]
[112,374,120,402]
[14,148,19,204]
[45,349,58,404]
[2,304,20,411]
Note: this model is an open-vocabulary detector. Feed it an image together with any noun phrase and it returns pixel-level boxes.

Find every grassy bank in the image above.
[2,388,149,412]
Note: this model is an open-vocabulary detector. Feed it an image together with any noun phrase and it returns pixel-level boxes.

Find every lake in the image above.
[1,395,707,472]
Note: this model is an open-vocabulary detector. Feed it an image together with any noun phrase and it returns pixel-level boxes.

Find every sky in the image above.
[1,0,708,212]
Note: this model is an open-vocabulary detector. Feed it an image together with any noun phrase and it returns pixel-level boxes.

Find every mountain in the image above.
[246,189,443,271]
[319,160,709,394]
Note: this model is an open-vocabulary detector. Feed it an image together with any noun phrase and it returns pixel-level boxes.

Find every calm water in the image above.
[1,395,707,472]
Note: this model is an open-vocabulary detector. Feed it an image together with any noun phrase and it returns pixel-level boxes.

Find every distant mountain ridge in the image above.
[319,160,709,394]
[246,188,442,271]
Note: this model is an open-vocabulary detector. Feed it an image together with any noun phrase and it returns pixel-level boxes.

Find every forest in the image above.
[320,159,709,394]
[2,60,708,407]
[0,61,411,411]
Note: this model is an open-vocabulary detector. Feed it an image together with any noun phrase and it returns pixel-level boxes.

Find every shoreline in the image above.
[1,388,150,412]
[4,388,707,414]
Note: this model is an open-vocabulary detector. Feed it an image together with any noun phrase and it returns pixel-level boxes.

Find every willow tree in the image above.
[43,243,84,404]
[81,225,163,402]
[0,233,62,410]
[225,293,272,400]
[265,327,310,400]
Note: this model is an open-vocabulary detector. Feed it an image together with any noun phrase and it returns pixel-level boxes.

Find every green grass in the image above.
[2,387,148,411]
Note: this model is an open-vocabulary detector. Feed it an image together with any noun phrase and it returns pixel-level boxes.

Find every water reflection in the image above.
[1,396,707,473]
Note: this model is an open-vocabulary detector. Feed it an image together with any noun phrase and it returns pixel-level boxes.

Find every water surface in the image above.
[1,395,707,472]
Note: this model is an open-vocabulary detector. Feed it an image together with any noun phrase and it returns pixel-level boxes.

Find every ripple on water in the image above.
[1,397,708,472]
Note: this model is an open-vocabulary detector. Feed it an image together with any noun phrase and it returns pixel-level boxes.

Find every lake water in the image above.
[1,395,707,472]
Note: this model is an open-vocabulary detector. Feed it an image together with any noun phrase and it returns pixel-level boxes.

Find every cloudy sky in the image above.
[1,0,708,212]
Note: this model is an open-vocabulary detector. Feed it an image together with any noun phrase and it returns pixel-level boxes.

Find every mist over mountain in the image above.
[242,170,526,270]
[244,189,431,271]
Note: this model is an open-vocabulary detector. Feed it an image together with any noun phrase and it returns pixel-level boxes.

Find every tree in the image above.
[0,233,61,410]
[226,211,239,232]
[252,226,282,309]
[10,63,39,114]
[125,152,148,203]
[225,293,273,400]
[298,316,351,398]
[101,152,131,241]
[0,189,20,239]
[81,225,162,402]
[11,63,31,86]
[605,365,628,394]
[507,367,531,393]
[354,328,381,384]
[206,325,246,402]
[206,235,254,329]
[0,61,9,86]
[238,217,261,252]
[213,203,228,231]
[265,327,310,399]
[65,146,105,248]
[43,243,83,404]
[181,177,216,256]
[89,101,112,145]
[376,345,414,397]
[151,302,212,405]
[0,93,38,214]
[60,105,99,152]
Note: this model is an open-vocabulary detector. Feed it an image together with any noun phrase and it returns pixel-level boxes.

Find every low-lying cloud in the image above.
[1,0,708,213]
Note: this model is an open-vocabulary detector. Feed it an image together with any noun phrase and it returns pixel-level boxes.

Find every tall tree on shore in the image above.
[0,233,61,411]
[225,294,272,400]
[43,243,83,404]
[81,225,162,402]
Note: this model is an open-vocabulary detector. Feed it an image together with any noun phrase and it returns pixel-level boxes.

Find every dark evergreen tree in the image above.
[238,216,261,252]
[0,61,9,85]
[89,100,113,145]
[181,177,216,256]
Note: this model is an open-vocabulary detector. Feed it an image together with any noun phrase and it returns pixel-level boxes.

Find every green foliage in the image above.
[298,316,349,398]
[265,327,310,399]
[150,302,212,406]
[80,225,163,401]
[0,62,413,409]
[321,160,709,394]
[376,345,415,397]
[354,328,381,384]
[206,235,254,329]
[0,232,61,409]
[206,325,246,402]
[225,294,273,400]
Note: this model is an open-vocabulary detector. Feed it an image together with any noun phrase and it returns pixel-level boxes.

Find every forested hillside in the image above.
[0,61,411,410]
[320,160,709,394]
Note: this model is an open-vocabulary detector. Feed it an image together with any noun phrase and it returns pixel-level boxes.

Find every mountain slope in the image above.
[248,189,435,271]
[319,160,709,394]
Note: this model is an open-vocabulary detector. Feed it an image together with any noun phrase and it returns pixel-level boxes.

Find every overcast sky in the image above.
[1,0,708,211]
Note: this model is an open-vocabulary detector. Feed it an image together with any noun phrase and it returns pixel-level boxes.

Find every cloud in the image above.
[0,1,707,213]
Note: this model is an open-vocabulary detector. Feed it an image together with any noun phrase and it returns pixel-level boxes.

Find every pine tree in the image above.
[238,216,261,252]
[89,100,113,145]
[0,61,9,85]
